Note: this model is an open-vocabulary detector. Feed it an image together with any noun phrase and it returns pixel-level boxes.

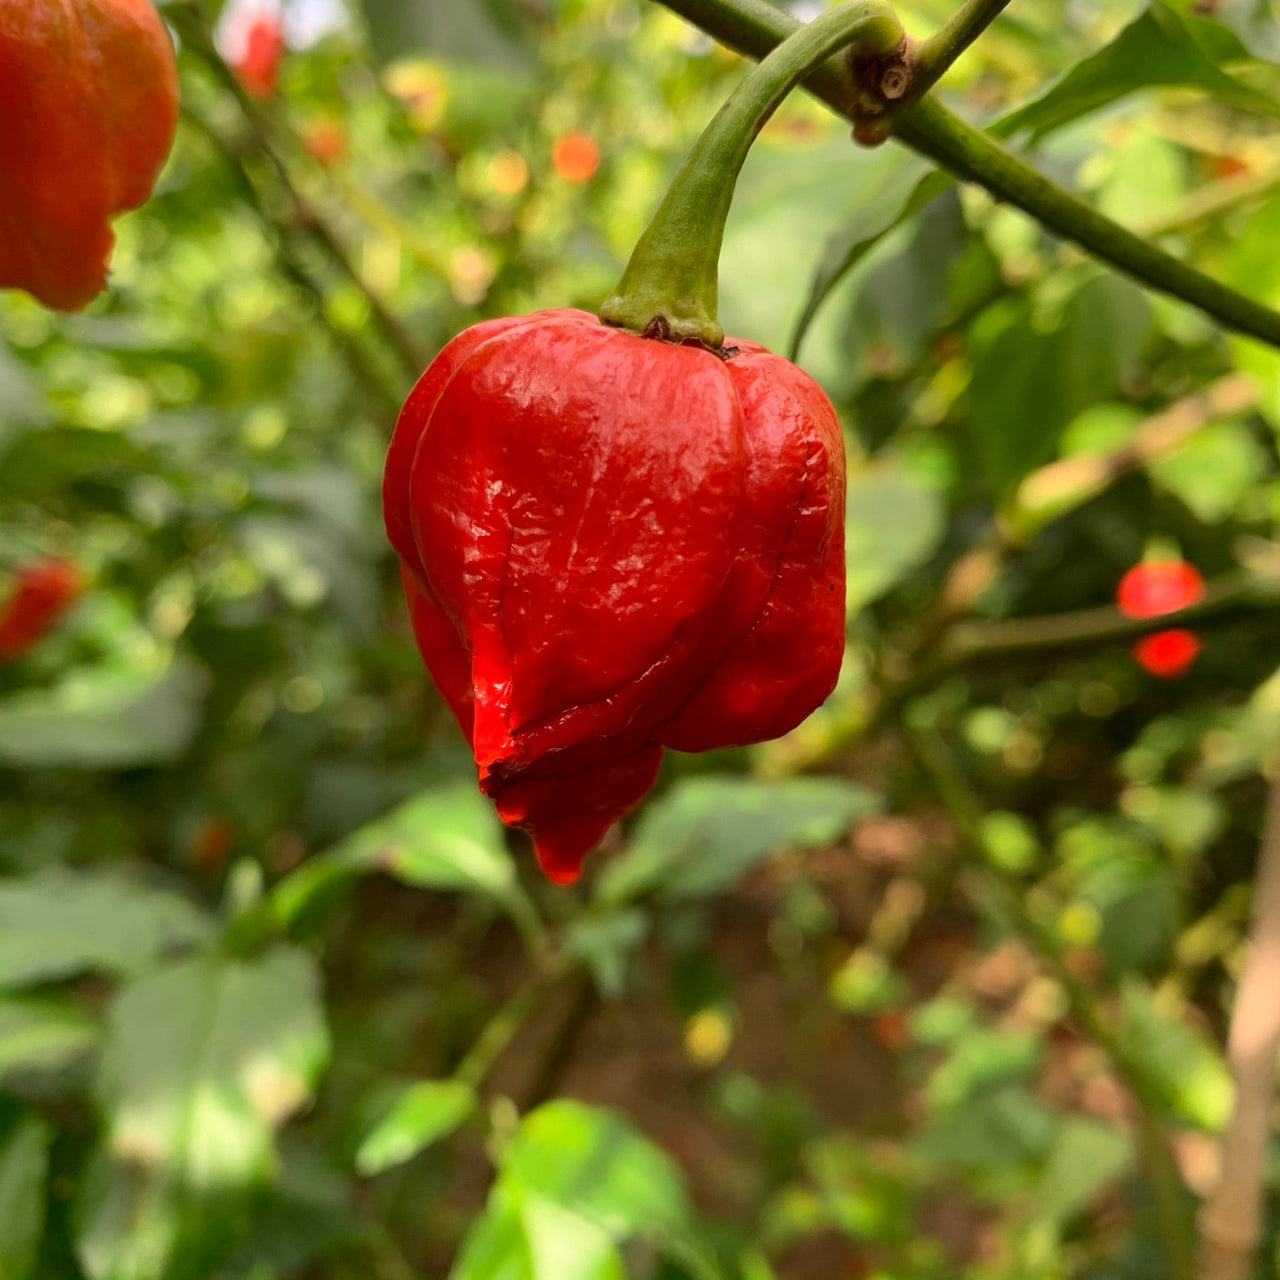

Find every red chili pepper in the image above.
[1132,629,1201,680]
[384,310,845,882]
[0,0,179,310]
[1116,560,1205,679]
[233,13,284,99]
[0,558,85,661]
[1116,560,1205,618]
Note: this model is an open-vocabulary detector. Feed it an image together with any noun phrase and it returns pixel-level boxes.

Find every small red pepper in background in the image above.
[232,12,284,99]
[1116,559,1205,679]
[384,310,845,883]
[0,558,85,661]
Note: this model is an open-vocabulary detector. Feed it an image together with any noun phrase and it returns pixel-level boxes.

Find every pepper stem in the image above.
[598,0,904,348]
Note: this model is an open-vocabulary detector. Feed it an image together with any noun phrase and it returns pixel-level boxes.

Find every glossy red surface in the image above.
[384,309,846,882]
[0,0,179,310]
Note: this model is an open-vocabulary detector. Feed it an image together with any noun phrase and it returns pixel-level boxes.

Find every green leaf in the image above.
[968,276,1151,495]
[355,1079,476,1176]
[0,1112,49,1280]
[450,1181,628,1280]
[790,156,946,359]
[0,997,99,1083]
[0,655,206,770]
[564,909,650,999]
[75,946,329,1280]
[0,872,210,990]
[270,779,519,929]
[596,776,881,906]
[1119,979,1232,1128]
[1149,416,1267,523]
[1030,1118,1131,1230]
[500,1100,691,1241]
[845,458,947,612]
[999,1,1280,141]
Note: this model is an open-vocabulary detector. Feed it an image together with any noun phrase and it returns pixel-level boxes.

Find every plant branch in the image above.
[653,0,1280,350]
[168,1,428,380]
[915,0,1014,95]
[180,106,405,417]
[1197,769,1280,1280]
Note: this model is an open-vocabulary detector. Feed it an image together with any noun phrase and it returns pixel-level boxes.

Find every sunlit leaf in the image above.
[596,776,880,905]
[75,946,329,1280]
[269,779,520,931]
[845,457,947,612]
[501,1100,690,1241]
[355,1079,476,1175]
[0,654,206,770]
[1000,2,1280,140]
[0,1111,49,1280]
[0,872,210,990]
[0,997,99,1083]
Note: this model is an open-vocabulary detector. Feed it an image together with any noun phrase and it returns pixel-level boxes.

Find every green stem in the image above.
[892,98,1280,347]
[915,0,1014,95]
[599,1,905,346]
[654,0,1280,351]
[454,976,549,1090]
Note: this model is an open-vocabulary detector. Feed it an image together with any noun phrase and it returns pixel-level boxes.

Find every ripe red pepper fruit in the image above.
[384,4,904,882]
[0,559,85,662]
[232,12,284,99]
[1116,559,1205,679]
[0,0,179,311]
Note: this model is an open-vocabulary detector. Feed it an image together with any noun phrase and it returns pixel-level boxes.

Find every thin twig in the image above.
[181,105,405,417]
[168,1,428,379]
[1198,769,1280,1280]
[915,0,1015,95]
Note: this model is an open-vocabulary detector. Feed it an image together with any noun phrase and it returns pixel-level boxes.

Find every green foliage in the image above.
[1,0,1279,1276]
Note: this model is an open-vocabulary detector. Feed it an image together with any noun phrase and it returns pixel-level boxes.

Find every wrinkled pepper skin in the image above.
[384,309,845,882]
[0,0,179,311]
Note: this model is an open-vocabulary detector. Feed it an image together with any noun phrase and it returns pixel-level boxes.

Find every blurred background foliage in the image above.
[3,0,1280,1276]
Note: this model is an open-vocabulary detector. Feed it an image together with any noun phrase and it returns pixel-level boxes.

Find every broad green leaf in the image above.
[845,458,947,612]
[75,946,329,1280]
[1119,979,1232,1128]
[790,155,946,359]
[0,872,210,990]
[0,997,98,1082]
[1149,417,1267,523]
[270,779,519,929]
[596,776,880,905]
[0,1112,49,1280]
[501,1100,690,1241]
[999,2,1280,141]
[355,1079,476,1175]
[1030,1118,1131,1230]
[968,276,1151,495]
[0,655,206,770]
[450,1180,627,1280]
[911,1085,1058,1175]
